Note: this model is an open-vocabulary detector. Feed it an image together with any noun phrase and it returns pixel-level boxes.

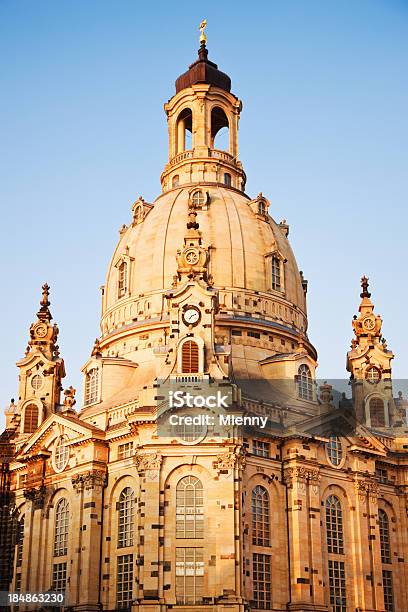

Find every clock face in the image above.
[185,249,199,265]
[363,317,375,331]
[183,306,201,326]
[35,324,47,338]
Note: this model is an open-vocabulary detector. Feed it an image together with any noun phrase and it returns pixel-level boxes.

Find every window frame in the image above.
[117,487,136,549]
[176,476,204,539]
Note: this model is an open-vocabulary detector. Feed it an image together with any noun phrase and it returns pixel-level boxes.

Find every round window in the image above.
[31,374,43,390]
[53,436,69,472]
[366,366,381,384]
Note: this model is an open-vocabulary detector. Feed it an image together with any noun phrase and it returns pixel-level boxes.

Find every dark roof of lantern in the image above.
[175,43,231,93]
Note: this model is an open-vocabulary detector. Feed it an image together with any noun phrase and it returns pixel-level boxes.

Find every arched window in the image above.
[118,487,135,548]
[172,175,180,188]
[297,364,313,401]
[326,495,344,555]
[327,436,343,467]
[85,368,99,405]
[326,495,346,612]
[224,173,231,187]
[379,509,391,564]
[379,509,394,611]
[181,341,200,373]
[271,256,281,291]
[23,404,38,434]
[370,397,386,427]
[16,514,24,567]
[211,106,229,151]
[118,261,127,298]
[176,476,204,538]
[54,499,69,557]
[176,108,192,153]
[252,486,270,546]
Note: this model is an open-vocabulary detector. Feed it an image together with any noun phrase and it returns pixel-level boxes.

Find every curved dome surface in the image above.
[101,185,307,337]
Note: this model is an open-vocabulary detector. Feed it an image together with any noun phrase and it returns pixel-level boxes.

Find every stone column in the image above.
[70,470,107,612]
[135,452,162,612]
[351,478,379,611]
[284,465,327,612]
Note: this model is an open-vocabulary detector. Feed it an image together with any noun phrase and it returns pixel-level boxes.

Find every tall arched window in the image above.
[172,175,180,188]
[181,341,200,373]
[252,486,270,546]
[118,487,135,548]
[176,108,192,153]
[326,495,344,554]
[118,261,128,298]
[297,364,313,401]
[271,256,281,290]
[23,404,39,434]
[176,476,204,538]
[379,509,391,564]
[326,495,346,612]
[85,368,99,405]
[54,499,69,557]
[16,514,25,567]
[224,173,231,187]
[370,398,386,427]
[379,509,394,611]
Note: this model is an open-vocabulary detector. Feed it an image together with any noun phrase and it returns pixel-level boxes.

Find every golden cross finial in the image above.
[199,19,207,45]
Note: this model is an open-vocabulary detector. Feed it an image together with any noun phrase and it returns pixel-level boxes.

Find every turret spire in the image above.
[37,282,52,322]
[360,275,371,299]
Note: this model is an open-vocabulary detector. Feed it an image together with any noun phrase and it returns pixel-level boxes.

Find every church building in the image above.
[1,26,408,612]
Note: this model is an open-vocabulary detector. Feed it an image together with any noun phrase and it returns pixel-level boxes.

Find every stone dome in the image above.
[101,184,308,340]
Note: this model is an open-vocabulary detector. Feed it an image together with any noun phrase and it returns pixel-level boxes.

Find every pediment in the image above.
[16,412,105,459]
[290,406,390,456]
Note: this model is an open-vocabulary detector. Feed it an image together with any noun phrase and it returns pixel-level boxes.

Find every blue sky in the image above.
[1,0,407,427]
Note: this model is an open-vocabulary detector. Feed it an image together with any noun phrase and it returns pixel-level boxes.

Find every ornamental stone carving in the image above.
[134,452,162,473]
[72,470,107,493]
[24,485,47,510]
[283,467,321,491]
[214,448,246,474]
[355,478,379,500]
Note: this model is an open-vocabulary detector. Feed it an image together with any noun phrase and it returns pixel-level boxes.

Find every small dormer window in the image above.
[118,262,128,298]
[271,256,281,290]
[85,368,99,405]
[191,190,205,208]
[134,206,144,223]
[258,200,266,215]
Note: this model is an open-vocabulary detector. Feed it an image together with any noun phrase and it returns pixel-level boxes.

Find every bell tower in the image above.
[346,277,402,428]
[161,22,246,192]
[6,284,66,436]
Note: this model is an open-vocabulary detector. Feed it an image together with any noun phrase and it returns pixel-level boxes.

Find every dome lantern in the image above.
[161,27,246,193]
